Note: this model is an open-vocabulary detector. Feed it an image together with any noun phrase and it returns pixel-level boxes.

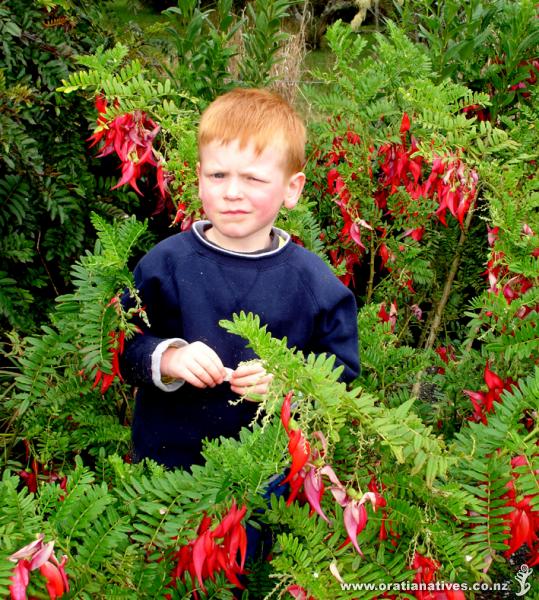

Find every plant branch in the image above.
[423,205,476,351]
[367,234,376,302]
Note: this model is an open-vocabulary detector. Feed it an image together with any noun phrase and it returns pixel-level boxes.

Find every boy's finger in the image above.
[232,362,265,377]
[182,362,216,388]
[188,343,226,383]
[230,373,273,387]
[194,344,225,372]
[199,359,225,384]
[230,382,270,397]
[179,355,222,387]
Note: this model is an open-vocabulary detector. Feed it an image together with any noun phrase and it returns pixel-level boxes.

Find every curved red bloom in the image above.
[463,363,517,424]
[282,430,311,484]
[9,536,69,600]
[40,560,66,600]
[92,329,125,394]
[281,391,293,433]
[400,112,411,134]
[170,502,248,595]
[303,467,329,522]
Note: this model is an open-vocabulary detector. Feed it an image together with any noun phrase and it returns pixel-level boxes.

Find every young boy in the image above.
[121,88,360,470]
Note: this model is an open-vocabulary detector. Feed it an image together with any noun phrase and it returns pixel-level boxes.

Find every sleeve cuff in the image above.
[152,338,188,392]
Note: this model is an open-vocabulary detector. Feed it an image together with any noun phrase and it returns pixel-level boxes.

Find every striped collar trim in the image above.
[192,220,290,259]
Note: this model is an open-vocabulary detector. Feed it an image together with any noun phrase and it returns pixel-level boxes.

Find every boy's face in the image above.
[198,138,305,253]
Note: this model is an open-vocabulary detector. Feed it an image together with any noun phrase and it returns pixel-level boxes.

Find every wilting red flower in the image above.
[286,584,316,599]
[9,534,69,600]
[303,467,329,522]
[339,491,386,555]
[378,300,398,332]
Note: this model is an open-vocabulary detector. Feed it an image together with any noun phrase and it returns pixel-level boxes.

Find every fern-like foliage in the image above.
[275,200,327,263]
[221,311,451,485]
[449,368,539,566]
[306,20,518,161]
[4,216,147,466]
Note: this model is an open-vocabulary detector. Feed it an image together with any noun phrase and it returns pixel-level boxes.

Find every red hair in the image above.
[198,88,306,175]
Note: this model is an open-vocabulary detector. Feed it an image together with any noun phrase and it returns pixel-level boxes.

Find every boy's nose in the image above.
[224,177,243,199]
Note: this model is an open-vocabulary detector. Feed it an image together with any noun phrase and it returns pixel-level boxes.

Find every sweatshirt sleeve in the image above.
[296,252,360,383]
[120,249,183,388]
[312,286,360,383]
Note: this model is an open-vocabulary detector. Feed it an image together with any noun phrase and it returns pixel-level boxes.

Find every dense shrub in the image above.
[0,0,143,334]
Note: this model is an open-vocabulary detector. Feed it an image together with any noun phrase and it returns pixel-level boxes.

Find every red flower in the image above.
[378,301,397,332]
[502,455,539,564]
[280,392,311,489]
[282,429,311,485]
[170,502,248,595]
[400,112,411,134]
[463,364,517,424]
[280,391,293,433]
[287,584,316,599]
[411,551,440,585]
[9,535,69,600]
[404,227,425,242]
[346,130,361,145]
[88,100,172,201]
[93,329,125,394]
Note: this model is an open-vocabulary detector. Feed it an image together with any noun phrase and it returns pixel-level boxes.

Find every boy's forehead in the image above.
[199,137,285,163]
[201,134,284,153]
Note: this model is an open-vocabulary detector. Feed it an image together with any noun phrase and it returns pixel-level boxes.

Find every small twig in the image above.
[36,230,60,296]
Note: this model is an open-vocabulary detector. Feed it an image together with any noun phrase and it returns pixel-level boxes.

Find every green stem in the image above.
[424,205,475,351]
[367,235,376,303]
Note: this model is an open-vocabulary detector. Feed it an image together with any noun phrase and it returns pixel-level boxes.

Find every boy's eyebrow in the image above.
[239,167,270,178]
[202,164,271,178]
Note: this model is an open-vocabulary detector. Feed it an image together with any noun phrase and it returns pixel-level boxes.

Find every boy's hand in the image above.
[229,361,273,401]
[161,342,227,388]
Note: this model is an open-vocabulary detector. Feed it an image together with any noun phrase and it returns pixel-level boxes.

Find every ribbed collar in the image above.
[191,220,291,259]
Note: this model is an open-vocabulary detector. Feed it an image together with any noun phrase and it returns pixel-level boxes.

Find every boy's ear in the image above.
[196,162,200,177]
[283,171,306,210]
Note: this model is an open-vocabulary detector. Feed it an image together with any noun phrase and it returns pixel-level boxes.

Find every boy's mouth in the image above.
[222,210,249,215]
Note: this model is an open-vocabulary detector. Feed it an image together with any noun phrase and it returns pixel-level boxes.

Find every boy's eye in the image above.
[211,172,225,179]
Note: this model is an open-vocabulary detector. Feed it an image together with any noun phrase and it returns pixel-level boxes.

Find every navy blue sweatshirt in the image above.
[122,221,360,469]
